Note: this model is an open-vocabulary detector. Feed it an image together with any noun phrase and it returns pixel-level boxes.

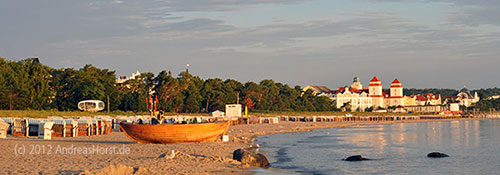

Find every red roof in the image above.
[411,93,441,101]
[369,76,381,82]
[415,95,428,101]
[391,78,401,84]
[308,86,334,94]
[335,86,369,94]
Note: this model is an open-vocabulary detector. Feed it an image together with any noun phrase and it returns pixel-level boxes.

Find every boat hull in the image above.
[119,120,230,144]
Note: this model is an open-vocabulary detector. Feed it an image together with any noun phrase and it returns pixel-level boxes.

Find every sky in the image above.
[1,0,499,89]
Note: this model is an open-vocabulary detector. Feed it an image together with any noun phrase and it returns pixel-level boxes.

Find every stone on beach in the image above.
[158,150,176,159]
[233,149,270,167]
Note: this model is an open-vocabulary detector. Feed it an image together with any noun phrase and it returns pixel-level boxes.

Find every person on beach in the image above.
[151,117,160,124]
[151,111,165,124]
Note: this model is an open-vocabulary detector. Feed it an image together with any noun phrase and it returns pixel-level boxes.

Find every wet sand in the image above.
[0,118,485,174]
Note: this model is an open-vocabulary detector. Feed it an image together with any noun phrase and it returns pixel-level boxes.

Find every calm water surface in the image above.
[255,119,500,175]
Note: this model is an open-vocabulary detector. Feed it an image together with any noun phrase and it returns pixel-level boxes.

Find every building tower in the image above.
[369,76,384,109]
[390,78,404,107]
[351,77,363,90]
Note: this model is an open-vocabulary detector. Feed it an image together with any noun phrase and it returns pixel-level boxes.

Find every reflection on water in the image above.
[255,120,500,175]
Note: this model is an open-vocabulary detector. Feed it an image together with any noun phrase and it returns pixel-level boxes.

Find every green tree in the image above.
[52,65,119,111]
[201,78,225,112]
[0,58,52,110]
[0,58,28,109]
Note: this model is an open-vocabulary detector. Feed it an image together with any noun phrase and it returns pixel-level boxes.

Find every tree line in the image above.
[0,58,335,113]
[475,98,500,112]
[403,88,460,97]
[2,57,499,112]
[404,88,500,99]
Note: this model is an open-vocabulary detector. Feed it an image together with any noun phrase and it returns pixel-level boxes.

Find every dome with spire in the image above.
[353,77,360,83]
[351,76,363,90]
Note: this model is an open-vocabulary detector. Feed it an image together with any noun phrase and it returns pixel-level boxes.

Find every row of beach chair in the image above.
[0,118,113,140]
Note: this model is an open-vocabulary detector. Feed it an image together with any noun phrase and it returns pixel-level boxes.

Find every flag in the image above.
[148,95,152,111]
[245,106,248,118]
[146,96,150,111]
[154,95,159,112]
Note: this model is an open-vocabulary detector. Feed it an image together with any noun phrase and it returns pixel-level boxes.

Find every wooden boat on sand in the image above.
[120,120,230,144]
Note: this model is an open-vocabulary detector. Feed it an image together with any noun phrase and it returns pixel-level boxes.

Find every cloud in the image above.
[362,0,500,26]
[140,0,310,12]
[449,1,500,26]
[163,18,234,32]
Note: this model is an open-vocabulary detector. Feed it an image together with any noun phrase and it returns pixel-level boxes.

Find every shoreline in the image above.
[0,118,493,174]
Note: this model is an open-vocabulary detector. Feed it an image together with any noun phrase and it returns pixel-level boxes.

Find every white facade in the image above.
[388,79,404,107]
[225,104,242,117]
[211,110,225,117]
[457,90,480,107]
[450,103,460,112]
[369,76,384,109]
[334,76,405,111]
[334,87,372,111]
[116,70,141,84]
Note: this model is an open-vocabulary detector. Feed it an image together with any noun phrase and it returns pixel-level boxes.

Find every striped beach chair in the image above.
[12,119,28,137]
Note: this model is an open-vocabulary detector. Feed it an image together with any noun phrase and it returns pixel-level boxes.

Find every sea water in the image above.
[254,119,500,175]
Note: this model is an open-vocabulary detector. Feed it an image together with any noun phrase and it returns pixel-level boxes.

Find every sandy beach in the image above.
[0,118,486,174]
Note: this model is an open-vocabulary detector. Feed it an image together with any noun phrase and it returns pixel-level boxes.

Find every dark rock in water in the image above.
[427,152,449,158]
[257,153,270,167]
[343,155,371,161]
[233,148,270,167]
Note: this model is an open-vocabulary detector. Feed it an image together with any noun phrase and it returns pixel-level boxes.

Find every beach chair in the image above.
[103,120,112,134]
[91,120,99,135]
[64,120,77,137]
[51,120,66,137]
[194,117,202,123]
[1,118,13,134]
[38,122,54,140]
[93,119,105,135]
[27,119,41,136]
[0,120,9,139]
[271,117,279,124]
[77,119,91,136]
[99,120,105,135]
[102,120,108,134]
[12,119,28,136]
